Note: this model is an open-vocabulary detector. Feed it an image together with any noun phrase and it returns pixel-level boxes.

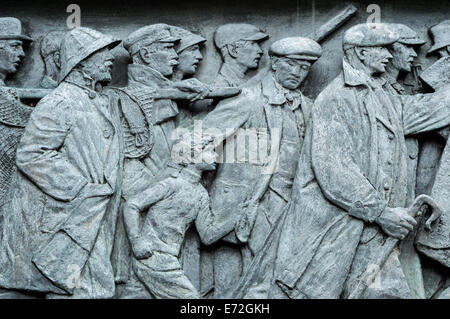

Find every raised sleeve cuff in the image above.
[348,198,386,223]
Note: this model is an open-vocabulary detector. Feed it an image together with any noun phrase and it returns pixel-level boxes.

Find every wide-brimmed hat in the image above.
[0,17,32,42]
[58,27,121,83]
[427,20,450,55]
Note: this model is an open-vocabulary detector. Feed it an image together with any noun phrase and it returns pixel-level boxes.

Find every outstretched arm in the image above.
[403,85,450,136]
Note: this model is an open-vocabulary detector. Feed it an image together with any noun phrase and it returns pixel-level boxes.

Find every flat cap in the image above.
[214,23,268,49]
[428,20,450,54]
[343,23,399,50]
[386,23,425,46]
[170,26,206,53]
[0,17,32,42]
[269,37,322,61]
[124,23,180,55]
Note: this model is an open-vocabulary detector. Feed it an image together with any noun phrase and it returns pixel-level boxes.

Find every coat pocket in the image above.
[39,196,72,234]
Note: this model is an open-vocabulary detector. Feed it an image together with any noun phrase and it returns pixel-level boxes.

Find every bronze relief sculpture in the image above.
[0,0,449,300]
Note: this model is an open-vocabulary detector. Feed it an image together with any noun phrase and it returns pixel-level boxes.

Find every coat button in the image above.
[103,128,111,138]
[388,134,394,140]
[355,201,363,209]
[224,187,229,193]
[88,91,96,99]
[384,183,390,190]
[409,152,417,159]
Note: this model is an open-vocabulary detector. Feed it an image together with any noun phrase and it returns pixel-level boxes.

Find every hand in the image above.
[172,78,210,102]
[235,199,259,243]
[375,207,417,240]
[132,238,152,260]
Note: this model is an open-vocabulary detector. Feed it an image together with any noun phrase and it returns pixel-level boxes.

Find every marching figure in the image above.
[273,23,450,299]
[213,23,268,87]
[0,17,33,208]
[0,27,123,298]
[201,37,321,297]
[39,30,64,89]
[123,144,235,298]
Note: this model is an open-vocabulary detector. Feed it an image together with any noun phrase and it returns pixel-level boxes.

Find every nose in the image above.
[17,46,25,59]
[257,46,263,55]
[196,50,203,61]
[385,50,393,60]
[410,48,418,58]
[170,48,178,60]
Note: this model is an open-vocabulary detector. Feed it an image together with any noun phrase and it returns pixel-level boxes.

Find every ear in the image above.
[139,46,151,64]
[226,44,238,59]
[270,56,278,71]
[53,51,61,69]
[354,47,367,60]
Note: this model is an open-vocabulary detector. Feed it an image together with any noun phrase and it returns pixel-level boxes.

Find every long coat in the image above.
[273,58,450,299]
[201,71,311,297]
[202,71,312,246]
[0,81,123,297]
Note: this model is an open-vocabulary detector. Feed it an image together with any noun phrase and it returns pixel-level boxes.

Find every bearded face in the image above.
[79,48,115,84]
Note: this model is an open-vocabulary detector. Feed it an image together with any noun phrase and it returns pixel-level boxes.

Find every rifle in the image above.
[8,86,240,102]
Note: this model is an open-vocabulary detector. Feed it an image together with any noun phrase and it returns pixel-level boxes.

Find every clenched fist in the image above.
[375,207,417,240]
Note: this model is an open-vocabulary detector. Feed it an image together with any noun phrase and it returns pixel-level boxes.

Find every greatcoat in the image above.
[273,58,450,299]
[0,81,123,298]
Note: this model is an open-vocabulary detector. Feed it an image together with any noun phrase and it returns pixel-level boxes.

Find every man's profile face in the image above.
[144,41,179,76]
[233,40,263,69]
[80,48,115,83]
[177,44,203,76]
[0,40,25,76]
[272,57,311,90]
[359,46,393,74]
[389,42,417,73]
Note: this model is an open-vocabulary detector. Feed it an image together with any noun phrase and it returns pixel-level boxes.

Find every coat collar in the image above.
[218,62,246,87]
[261,72,304,111]
[128,64,173,89]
